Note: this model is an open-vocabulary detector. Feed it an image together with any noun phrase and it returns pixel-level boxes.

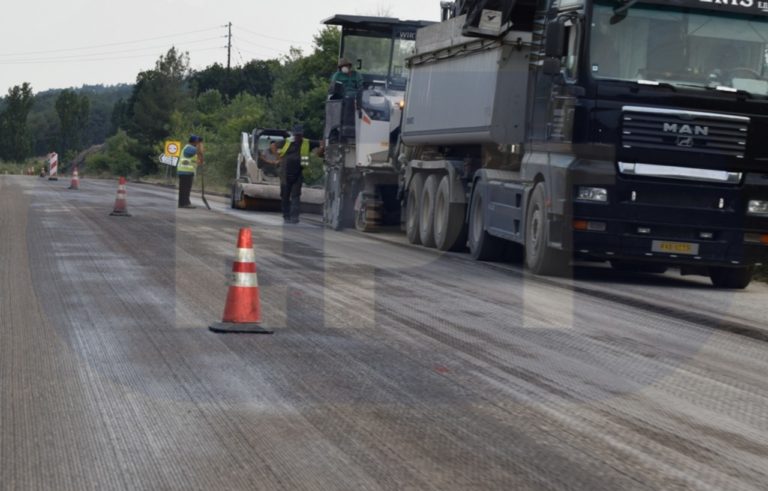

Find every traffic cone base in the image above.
[209,228,272,334]
[209,322,273,334]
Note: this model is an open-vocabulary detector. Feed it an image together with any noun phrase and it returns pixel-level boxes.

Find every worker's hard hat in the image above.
[338,57,352,67]
[189,134,203,143]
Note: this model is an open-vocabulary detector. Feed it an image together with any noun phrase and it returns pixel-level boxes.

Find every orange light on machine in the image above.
[574,220,607,232]
[744,233,768,245]
[573,220,589,231]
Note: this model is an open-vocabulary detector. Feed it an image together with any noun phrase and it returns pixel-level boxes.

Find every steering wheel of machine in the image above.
[726,67,762,80]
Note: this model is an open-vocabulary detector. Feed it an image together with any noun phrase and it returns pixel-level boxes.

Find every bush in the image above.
[0,158,45,175]
[84,130,141,177]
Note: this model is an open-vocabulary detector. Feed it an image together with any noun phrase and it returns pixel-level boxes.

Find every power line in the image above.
[0,37,226,64]
[0,26,225,57]
[235,47,247,67]
[233,35,287,54]
[0,47,225,65]
[232,25,304,45]
[235,45,283,60]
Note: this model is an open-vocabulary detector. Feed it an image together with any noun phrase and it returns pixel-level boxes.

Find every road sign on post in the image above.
[160,140,182,167]
[165,141,181,158]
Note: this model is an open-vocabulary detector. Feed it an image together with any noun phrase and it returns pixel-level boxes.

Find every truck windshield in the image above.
[342,34,415,89]
[590,2,768,96]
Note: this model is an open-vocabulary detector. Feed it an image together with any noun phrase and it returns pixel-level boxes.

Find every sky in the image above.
[0,0,440,95]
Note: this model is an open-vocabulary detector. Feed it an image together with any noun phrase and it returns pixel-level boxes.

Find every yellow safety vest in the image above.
[279,138,311,166]
[177,144,197,175]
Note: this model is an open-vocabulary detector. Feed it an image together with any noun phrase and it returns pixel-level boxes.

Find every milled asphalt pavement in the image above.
[2,174,768,490]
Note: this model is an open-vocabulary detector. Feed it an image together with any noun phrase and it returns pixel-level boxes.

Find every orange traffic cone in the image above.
[110,176,131,216]
[209,228,273,334]
[68,165,80,190]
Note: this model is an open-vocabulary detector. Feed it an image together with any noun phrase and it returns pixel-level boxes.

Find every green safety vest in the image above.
[177,144,197,175]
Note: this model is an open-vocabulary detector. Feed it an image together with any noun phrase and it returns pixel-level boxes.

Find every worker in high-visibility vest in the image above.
[277,124,323,224]
[177,135,203,208]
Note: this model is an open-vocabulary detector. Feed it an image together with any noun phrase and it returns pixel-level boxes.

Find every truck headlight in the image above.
[747,200,768,216]
[577,187,608,203]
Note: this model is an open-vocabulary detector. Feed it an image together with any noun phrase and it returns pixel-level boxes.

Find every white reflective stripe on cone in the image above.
[231,272,259,288]
[236,248,255,262]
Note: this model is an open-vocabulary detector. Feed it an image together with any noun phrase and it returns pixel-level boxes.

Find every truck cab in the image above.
[534,0,768,287]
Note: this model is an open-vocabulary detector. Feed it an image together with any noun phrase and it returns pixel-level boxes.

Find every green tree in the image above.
[260,27,340,138]
[126,47,190,174]
[55,89,90,157]
[0,83,35,161]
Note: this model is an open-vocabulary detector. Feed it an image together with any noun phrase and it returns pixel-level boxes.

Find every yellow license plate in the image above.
[651,240,699,255]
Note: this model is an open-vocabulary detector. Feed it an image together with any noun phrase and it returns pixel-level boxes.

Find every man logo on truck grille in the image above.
[662,123,709,136]
[662,123,709,148]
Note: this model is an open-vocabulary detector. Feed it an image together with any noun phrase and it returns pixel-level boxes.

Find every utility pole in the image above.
[226,22,232,71]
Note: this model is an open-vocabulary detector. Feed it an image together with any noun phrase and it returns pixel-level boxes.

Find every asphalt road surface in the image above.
[2,175,768,490]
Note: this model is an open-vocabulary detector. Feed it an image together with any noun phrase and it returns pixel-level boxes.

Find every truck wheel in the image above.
[434,174,467,251]
[405,173,425,244]
[709,266,753,289]
[324,167,344,230]
[525,184,569,276]
[419,174,440,248]
[468,186,504,261]
[233,188,247,210]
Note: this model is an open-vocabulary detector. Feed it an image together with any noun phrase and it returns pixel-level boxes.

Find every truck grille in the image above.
[621,106,749,159]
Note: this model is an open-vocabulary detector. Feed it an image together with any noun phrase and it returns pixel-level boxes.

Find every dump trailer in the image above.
[322,15,433,231]
[231,128,323,213]
[397,0,768,288]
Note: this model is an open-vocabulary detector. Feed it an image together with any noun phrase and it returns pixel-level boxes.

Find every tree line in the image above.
[0,26,339,187]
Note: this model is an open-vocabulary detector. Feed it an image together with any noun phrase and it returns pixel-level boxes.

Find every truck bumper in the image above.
[568,169,768,267]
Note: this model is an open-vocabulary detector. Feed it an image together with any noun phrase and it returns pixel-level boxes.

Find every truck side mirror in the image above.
[333,81,344,97]
[356,59,363,70]
[544,21,566,58]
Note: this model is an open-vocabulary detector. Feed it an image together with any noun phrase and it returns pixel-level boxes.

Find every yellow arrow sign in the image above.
[164,140,182,158]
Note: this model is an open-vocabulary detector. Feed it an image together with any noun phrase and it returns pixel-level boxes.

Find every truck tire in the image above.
[468,186,505,261]
[525,184,569,276]
[232,186,247,210]
[405,173,425,244]
[434,174,467,251]
[709,266,753,289]
[419,174,440,248]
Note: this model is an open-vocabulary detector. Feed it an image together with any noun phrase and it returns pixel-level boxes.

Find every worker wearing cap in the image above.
[277,124,323,223]
[177,134,204,208]
[329,57,364,96]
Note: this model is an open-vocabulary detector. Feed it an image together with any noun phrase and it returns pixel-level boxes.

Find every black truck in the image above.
[395,0,768,288]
